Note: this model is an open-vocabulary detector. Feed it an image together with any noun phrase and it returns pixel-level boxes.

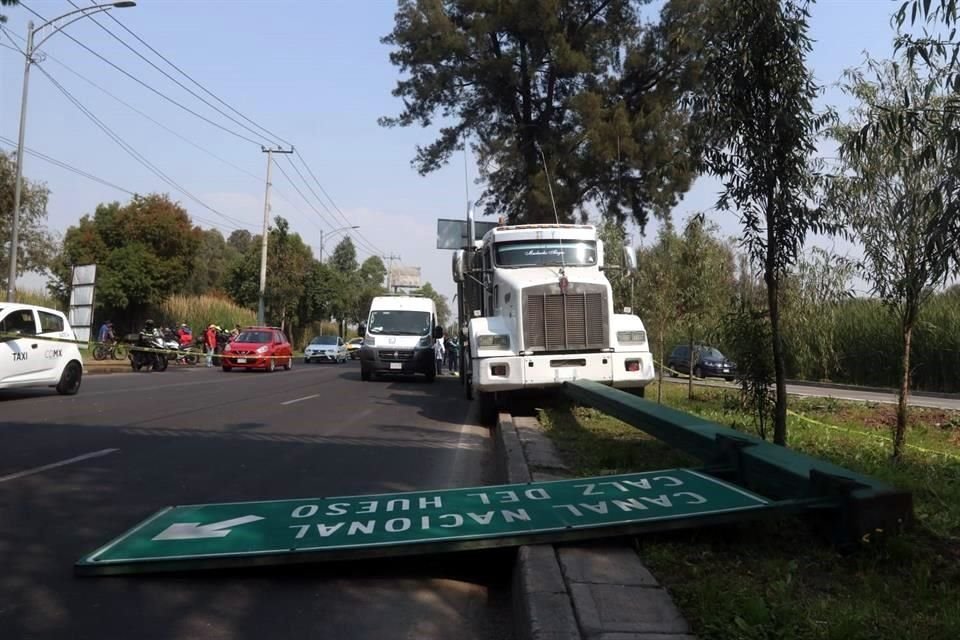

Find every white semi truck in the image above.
[452,211,655,421]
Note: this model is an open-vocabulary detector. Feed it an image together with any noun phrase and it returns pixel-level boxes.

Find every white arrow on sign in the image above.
[152,515,264,541]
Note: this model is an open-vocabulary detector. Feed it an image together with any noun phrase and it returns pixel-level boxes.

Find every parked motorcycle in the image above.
[161,332,199,365]
[129,331,168,372]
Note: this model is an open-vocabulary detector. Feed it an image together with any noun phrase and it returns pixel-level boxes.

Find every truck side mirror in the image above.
[623,246,638,272]
[358,324,366,337]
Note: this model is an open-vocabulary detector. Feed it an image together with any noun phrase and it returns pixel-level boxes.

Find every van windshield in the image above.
[367,310,430,336]
[495,240,597,267]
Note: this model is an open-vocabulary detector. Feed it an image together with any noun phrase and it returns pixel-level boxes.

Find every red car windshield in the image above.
[236,331,274,344]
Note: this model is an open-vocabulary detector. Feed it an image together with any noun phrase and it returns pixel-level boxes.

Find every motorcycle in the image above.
[162,330,199,365]
[129,331,168,372]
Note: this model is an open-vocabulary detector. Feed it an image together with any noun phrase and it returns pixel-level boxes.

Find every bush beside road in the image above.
[539,382,960,640]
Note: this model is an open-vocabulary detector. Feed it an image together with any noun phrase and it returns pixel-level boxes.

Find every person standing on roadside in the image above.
[204,324,217,368]
[434,332,445,376]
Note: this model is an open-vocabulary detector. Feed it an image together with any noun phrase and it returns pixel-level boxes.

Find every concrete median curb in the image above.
[495,412,696,640]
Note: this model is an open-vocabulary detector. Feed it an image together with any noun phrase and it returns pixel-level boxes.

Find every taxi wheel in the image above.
[56,361,83,395]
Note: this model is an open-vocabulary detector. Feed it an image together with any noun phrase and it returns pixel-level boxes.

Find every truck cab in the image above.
[453,223,654,416]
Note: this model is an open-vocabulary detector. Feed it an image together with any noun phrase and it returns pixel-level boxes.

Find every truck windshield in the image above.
[367,310,430,336]
[494,240,597,267]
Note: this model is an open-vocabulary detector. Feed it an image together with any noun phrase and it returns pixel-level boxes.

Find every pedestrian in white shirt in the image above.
[435,335,445,376]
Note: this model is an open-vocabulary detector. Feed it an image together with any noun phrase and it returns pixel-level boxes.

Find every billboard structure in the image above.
[389,265,421,291]
[68,264,97,347]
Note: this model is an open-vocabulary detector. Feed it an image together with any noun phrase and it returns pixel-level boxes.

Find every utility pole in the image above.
[383,253,401,293]
[258,146,293,324]
[5,3,137,302]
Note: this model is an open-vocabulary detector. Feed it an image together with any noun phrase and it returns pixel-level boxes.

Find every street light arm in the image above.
[32,4,129,52]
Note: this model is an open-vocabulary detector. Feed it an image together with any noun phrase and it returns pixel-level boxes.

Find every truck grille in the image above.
[379,349,413,362]
[523,289,607,351]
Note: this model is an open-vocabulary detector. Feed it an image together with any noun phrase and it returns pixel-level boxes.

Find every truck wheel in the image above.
[478,391,497,426]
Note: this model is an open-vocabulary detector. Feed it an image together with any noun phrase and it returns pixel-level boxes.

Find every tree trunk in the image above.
[893,322,913,461]
[657,332,664,404]
[687,332,694,400]
[766,269,788,446]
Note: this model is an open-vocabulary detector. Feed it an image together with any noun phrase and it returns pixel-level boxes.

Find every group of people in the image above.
[96,320,244,368]
[434,333,460,375]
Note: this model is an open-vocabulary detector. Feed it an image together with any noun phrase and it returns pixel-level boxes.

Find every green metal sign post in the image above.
[77,469,770,575]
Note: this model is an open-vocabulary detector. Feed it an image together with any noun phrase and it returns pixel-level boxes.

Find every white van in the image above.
[0,303,84,395]
[359,295,443,382]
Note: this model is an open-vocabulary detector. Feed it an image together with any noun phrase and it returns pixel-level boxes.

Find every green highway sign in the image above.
[77,469,770,575]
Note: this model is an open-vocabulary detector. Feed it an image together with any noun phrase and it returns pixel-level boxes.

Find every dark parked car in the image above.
[666,345,736,381]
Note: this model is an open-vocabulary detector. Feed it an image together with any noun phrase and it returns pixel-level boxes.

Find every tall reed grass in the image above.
[156,294,256,333]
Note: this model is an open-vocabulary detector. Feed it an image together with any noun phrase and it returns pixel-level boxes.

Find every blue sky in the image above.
[1,0,905,303]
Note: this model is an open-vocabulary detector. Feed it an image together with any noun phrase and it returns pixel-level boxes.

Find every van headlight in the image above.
[477,334,510,350]
[617,331,646,345]
[417,335,432,348]
[364,336,376,347]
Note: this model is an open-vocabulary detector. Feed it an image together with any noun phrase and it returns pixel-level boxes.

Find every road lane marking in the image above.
[281,394,319,406]
[0,448,119,483]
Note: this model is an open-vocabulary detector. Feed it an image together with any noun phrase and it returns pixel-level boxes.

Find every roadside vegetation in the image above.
[539,381,960,640]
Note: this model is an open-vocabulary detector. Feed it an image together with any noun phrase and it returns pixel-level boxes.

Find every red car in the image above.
[221,327,293,372]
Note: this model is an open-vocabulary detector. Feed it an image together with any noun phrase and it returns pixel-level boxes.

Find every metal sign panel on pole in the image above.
[76,469,773,575]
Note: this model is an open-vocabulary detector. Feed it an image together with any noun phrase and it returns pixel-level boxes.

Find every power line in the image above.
[88,0,293,148]
[292,150,385,257]
[65,0,277,148]
[35,64,249,231]
[4,29,331,238]
[18,2,265,146]
[0,134,135,195]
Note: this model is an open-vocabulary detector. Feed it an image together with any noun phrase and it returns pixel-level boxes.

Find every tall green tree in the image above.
[831,59,960,461]
[186,229,239,295]
[227,229,253,255]
[688,0,832,445]
[353,256,388,324]
[226,217,314,331]
[636,222,679,403]
[1,152,56,291]
[675,214,734,399]
[329,236,358,274]
[413,282,451,327]
[50,194,199,317]
[381,0,703,226]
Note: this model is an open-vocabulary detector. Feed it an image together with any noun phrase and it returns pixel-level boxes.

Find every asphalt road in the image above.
[659,375,960,411]
[0,362,513,640]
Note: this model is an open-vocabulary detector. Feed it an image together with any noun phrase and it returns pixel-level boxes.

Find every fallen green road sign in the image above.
[78,469,772,575]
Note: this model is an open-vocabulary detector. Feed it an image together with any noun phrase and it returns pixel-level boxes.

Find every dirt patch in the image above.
[827,404,960,432]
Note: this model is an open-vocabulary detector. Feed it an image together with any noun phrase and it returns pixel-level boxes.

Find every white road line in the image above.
[0,448,119,483]
[281,394,319,406]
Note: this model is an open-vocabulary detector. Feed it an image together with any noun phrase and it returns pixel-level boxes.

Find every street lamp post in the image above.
[319,225,359,263]
[5,2,136,302]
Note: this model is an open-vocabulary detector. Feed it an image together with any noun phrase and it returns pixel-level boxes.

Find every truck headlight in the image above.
[617,331,646,345]
[477,334,510,350]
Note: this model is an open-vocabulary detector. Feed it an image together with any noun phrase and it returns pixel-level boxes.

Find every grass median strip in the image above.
[538,382,960,640]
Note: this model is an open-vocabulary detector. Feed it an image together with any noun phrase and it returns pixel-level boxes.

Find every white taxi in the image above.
[0,303,84,395]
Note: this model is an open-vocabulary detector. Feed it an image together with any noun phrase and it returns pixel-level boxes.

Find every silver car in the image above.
[303,335,348,364]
